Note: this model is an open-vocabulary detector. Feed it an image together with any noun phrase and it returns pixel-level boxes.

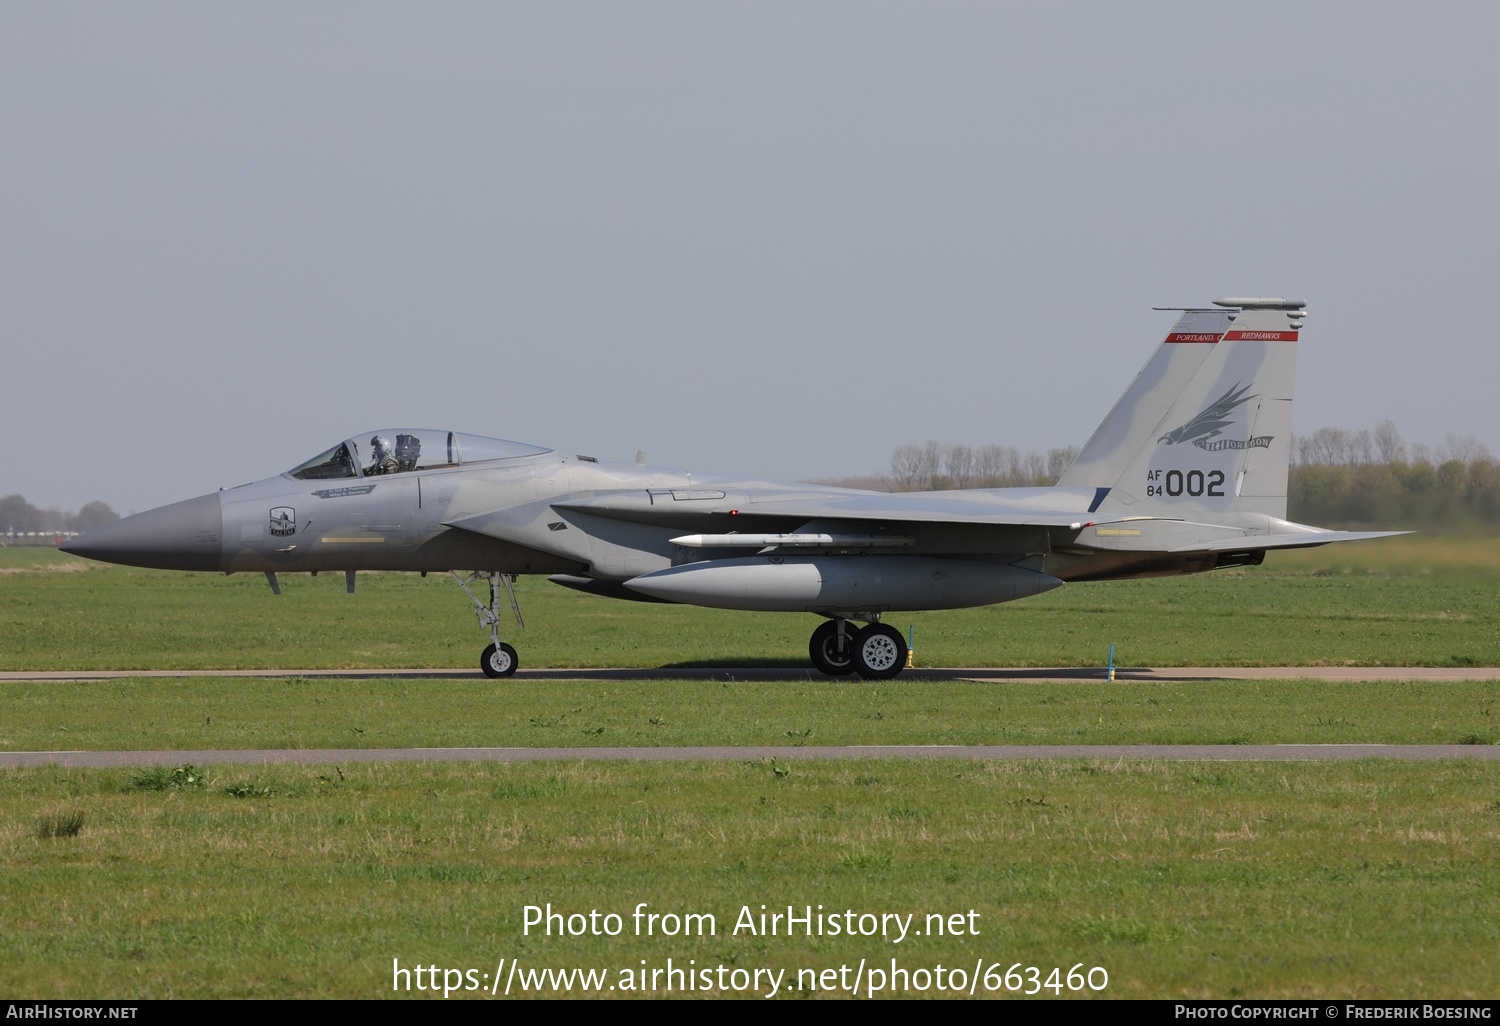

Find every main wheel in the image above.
[809,620,857,676]
[852,624,907,680]
[480,642,519,678]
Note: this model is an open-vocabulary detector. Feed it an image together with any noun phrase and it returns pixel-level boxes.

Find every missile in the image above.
[670,532,914,548]
[623,555,1063,613]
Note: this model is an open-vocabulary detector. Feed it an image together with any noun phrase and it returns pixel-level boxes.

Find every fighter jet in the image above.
[63,297,1400,679]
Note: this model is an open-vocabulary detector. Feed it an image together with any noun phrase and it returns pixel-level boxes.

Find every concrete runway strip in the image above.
[3,666,1498,683]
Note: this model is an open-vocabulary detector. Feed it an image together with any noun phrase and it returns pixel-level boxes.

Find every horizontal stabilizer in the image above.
[1167,530,1410,554]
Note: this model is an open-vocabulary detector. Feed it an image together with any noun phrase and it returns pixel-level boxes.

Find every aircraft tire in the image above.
[808,620,858,676]
[852,624,907,680]
[480,642,519,679]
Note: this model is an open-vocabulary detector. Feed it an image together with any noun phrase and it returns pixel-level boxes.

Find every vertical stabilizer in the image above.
[1091,298,1304,520]
[1058,307,1233,489]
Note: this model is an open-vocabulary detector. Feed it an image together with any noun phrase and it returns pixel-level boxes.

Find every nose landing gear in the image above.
[452,571,524,678]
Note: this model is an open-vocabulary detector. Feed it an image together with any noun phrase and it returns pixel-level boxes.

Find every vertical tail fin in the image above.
[1062,298,1306,520]
[1057,307,1233,489]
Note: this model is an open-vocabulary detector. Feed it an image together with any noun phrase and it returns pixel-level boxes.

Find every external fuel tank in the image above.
[623,555,1062,612]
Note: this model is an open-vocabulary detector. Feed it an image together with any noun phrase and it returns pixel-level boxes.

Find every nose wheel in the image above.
[481,642,519,679]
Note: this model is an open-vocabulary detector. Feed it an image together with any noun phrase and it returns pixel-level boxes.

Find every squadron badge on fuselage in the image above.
[269,507,296,537]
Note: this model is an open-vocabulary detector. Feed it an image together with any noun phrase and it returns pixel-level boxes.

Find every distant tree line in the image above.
[1287,423,1496,528]
[812,442,1083,492]
[0,494,119,536]
[815,422,1497,529]
[886,442,1083,491]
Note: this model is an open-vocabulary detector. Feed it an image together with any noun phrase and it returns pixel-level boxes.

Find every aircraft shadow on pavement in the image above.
[658,658,815,669]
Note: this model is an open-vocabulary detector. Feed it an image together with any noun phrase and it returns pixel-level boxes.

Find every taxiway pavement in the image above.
[3,666,1498,682]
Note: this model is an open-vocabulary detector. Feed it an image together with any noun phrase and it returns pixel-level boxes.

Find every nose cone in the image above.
[60,492,224,571]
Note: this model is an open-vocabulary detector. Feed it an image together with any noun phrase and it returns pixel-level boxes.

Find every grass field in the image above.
[3,536,1499,671]
[2,538,1497,999]
[3,677,1497,750]
[2,759,1496,999]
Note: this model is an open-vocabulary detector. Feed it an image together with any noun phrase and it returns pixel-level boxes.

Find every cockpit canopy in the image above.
[289,430,551,480]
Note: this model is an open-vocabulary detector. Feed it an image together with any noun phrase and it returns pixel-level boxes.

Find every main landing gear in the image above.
[451,571,524,678]
[809,617,908,680]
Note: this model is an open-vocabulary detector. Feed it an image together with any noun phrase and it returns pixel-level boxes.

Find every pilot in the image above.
[368,435,398,475]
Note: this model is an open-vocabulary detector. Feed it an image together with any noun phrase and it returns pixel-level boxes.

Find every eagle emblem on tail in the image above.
[1158,382,1258,446]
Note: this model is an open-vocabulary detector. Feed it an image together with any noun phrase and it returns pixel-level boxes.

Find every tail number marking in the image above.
[1145,469,1225,498]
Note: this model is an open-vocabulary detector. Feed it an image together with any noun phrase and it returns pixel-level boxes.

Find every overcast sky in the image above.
[4,2,1497,513]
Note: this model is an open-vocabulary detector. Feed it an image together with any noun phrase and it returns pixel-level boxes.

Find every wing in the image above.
[551,487,1126,530]
[449,483,1406,559]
